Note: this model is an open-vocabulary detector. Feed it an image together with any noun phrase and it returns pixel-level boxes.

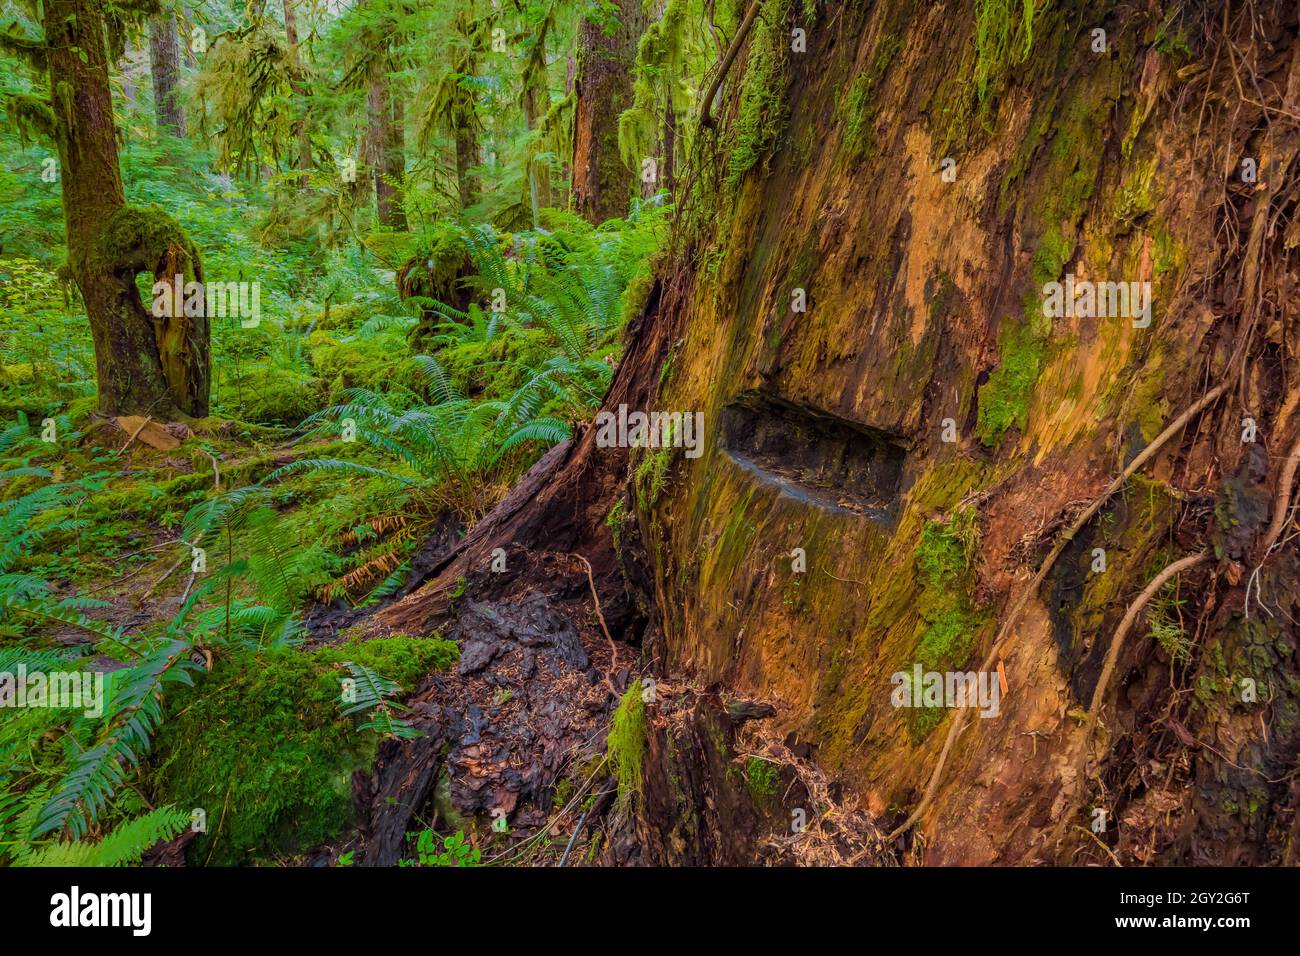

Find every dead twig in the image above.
[117,415,154,455]
[569,552,619,698]
[203,450,221,490]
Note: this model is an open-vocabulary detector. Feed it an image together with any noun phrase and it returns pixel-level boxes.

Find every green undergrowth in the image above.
[150,636,458,865]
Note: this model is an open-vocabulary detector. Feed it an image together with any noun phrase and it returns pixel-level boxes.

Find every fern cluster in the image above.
[0,467,201,866]
[275,211,664,516]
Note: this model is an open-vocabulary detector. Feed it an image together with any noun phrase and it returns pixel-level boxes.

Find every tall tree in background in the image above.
[519,1,557,216]
[282,0,314,176]
[149,2,187,137]
[367,64,407,228]
[1,0,208,417]
[181,5,198,69]
[571,0,646,223]
[450,3,482,210]
[417,1,482,212]
[343,0,407,228]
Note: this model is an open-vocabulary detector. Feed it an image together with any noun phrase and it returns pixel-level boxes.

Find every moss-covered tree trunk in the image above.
[282,0,313,176]
[373,0,1300,869]
[451,5,480,211]
[523,73,554,212]
[367,67,406,229]
[148,5,186,137]
[44,0,207,418]
[572,0,646,223]
[453,120,480,210]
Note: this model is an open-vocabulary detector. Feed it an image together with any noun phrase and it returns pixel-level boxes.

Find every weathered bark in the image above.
[571,0,646,223]
[148,6,187,137]
[627,0,1300,867]
[43,0,207,418]
[366,68,406,229]
[364,0,1300,870]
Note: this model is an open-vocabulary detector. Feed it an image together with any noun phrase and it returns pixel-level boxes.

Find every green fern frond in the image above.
[34,640,198,839]
[16,805,190,867]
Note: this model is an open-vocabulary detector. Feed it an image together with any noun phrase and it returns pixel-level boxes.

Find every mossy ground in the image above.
[150,636,457,865]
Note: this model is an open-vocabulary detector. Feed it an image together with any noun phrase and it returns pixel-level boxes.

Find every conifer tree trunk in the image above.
[523,73,554,211]
[148,5,187,137]
[283,0,313,176]
[572,0,647,223]
[44,0,207,418]
[367,68,407,229]
[451,5,480,211]
[454,121,480,210]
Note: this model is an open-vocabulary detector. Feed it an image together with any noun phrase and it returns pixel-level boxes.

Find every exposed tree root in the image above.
[1259,431,1300,559]
[1040,550,1211,859]
[887,382,1230,842]
[698,0,761,128]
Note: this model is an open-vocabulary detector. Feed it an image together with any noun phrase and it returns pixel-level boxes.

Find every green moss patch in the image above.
[726,0,797,192]
[909,507,987,739]
[607,681,647,808]
[150,635,457,865]
[840,33,902,163]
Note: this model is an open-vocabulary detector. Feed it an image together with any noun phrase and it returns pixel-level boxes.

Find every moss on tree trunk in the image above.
[44,0,208,418]
[148,6,187,138]
[572,0,646,223]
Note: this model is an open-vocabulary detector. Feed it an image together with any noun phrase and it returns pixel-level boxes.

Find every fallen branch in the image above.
[146,553,187,597]
[118,415,154,455]
[887,381,1229,842]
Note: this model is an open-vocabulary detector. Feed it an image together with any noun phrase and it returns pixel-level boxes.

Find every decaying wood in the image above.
[889,382,1230,842]
[1042,550,1212,856]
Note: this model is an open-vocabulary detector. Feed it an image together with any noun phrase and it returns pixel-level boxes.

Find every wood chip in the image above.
[115,415,183,451]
